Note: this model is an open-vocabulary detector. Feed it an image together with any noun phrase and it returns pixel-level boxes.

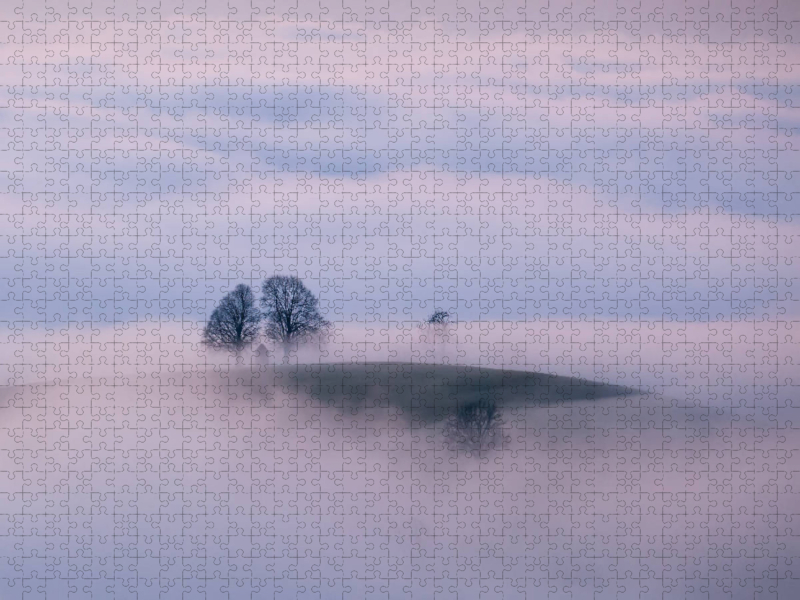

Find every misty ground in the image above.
[1,352,797,599]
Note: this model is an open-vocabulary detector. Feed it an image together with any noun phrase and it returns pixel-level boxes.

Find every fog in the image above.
[0,320,797,599]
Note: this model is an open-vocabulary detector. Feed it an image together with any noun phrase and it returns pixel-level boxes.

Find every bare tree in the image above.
[444,398,503,450]
[202,284,262,351]
[260,275,330,346]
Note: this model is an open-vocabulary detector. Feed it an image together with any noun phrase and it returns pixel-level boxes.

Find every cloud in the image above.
[1,174,798,326]
[1,316,796,399]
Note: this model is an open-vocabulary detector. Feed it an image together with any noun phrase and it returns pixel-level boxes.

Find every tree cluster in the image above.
[203,276,330,352]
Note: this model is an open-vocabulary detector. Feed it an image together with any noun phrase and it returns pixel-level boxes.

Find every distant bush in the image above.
[426,310,451,325]
[420,309,454,351]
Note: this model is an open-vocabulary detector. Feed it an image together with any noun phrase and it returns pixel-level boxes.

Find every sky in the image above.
[0,0,799,335]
